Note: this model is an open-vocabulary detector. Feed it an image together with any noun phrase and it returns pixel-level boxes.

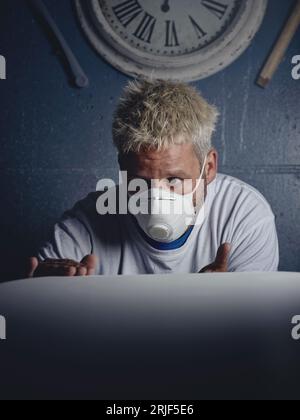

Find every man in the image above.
[28,79,279,277]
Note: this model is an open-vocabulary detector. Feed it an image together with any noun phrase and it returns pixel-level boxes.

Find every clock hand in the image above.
[161,0,170,13]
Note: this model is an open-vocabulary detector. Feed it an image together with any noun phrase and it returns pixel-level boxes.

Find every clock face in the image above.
[76,0,268,81]
[100,0,242,57]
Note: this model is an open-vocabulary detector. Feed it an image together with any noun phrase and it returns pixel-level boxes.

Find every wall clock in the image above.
[75,0,268,81]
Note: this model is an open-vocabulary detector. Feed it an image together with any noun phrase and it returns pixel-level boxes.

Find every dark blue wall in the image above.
[0,0,299,280]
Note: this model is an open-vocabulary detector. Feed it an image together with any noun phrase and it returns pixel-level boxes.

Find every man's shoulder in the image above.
[212,173,275,220]
[65,188,133,235]
[68,191,102,217]
[64,191,121,228]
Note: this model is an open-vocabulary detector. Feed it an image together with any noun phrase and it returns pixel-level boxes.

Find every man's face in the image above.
[119,143,217,206]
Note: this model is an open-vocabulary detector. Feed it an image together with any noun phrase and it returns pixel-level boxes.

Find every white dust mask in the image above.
[129,156,207,243]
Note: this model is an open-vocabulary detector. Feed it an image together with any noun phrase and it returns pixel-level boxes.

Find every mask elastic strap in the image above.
[190,155,208,195]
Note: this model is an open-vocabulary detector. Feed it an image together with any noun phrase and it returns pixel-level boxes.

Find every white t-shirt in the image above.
[38,174,279,274]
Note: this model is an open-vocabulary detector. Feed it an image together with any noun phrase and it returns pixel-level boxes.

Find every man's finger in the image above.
[76,266,88,277]
[66,266,77,277]
[214,243,231,268]
[81,255,98,276]
[28,257,39,278]
[34,259,82,278]
[200,266,214,273]
[35,265,76,278]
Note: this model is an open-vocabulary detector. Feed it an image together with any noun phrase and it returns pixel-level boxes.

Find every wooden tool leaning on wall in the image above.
[257,0,300,88]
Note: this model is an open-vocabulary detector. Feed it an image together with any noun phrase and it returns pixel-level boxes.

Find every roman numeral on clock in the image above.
[113,0,143,28]
[133,13,156,43]
[201,0,228,20]
[189,16,207,39]
[165,21,179,47]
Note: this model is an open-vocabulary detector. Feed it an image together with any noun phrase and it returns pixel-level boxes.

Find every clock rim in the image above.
[89,0,247,65]
[75,0,268,81]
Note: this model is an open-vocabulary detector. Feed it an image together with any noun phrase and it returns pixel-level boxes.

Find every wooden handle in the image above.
[31,0,89,88]
[257,0,300,88]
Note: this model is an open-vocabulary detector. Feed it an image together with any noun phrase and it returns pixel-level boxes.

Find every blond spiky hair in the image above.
[112,78,219,162]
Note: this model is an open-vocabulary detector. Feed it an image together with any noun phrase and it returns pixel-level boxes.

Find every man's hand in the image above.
[27,255,98,278]
[199,243,231,273]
